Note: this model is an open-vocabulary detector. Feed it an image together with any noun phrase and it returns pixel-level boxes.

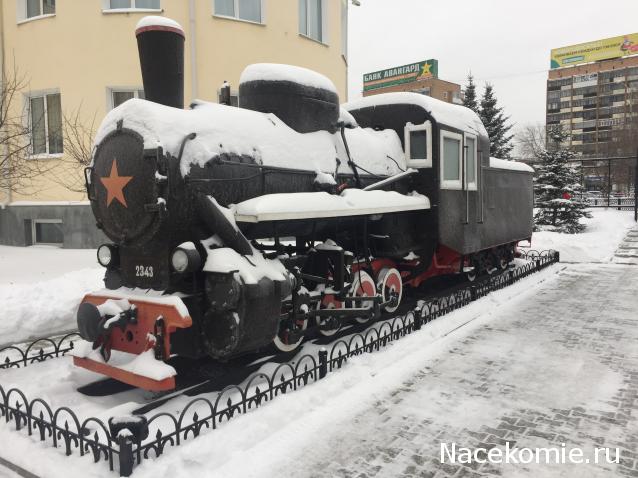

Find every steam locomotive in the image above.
[73,16,534,391]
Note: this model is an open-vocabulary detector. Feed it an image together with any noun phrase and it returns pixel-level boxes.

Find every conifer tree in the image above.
[479,83,514,158]
[462,74,478,113]
[533,126,591,233]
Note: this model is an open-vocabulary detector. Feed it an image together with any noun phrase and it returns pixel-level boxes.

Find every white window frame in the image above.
[16,0,56,24]
[32,219,63,246]
[107,87,145,110]
[439,130,463,190]
[213,0,266,25]
[464,133,478,191]
[101,0,163,13]
[404,121,432,169]
[25,89,63,159]
[299,0,329,45]
[340,0,347,60]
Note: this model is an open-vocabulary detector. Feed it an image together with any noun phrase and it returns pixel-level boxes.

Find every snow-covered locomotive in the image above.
[73,17,533,391]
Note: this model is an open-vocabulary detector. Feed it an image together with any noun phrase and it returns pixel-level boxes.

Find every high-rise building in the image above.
[547,34,638,158]
[0,0,349,247]
[362,59,462,104]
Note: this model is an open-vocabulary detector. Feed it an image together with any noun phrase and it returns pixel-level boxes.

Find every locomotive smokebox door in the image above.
[91,129,163,246]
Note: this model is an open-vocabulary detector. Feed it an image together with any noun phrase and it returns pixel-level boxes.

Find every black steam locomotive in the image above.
[73,16,533,391]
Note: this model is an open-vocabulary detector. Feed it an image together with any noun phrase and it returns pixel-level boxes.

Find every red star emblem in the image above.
[100,159,133,208]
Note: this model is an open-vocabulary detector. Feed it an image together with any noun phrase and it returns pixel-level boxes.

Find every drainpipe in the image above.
[188,0,198,102]
[0,0,11,205]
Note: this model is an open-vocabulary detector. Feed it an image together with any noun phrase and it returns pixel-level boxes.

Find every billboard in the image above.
[363,59,438,92]
[551,33,638,69]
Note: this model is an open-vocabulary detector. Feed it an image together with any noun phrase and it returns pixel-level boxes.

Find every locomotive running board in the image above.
[73,356,176,392]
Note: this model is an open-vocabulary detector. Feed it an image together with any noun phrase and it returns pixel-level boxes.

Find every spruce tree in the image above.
[479,83,514,158]
[533,127,591,234]
[462,74,478,113]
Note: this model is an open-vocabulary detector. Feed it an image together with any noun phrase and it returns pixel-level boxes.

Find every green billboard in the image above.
[363,59,438,92]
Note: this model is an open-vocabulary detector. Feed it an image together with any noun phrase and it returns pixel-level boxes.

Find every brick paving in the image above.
[279,263,638,478]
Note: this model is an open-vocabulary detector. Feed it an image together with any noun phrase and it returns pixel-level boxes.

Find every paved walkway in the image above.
[271,263,638,478]
[614,226,638,265]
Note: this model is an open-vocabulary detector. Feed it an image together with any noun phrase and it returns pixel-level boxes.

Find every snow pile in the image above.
[233,189,430,222]
[91,289,190,318]
[135,16,184,34]
[344,92,488,138]
[524,209,635,263]
[203,247,287,285]
[489,156,534,173]
[121,349,177,381]
[0,246,104,345]
[93,99,405,179]
[239,63,338,93]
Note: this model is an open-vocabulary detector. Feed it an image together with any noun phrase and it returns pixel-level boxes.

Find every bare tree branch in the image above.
[0,60,53,195]
[50,103,97,194]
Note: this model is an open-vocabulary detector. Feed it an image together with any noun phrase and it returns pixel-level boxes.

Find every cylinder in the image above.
[135,16,185,109]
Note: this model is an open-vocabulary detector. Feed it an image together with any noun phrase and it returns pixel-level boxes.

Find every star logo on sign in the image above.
[100,159,133,208]
[419,63,432,79]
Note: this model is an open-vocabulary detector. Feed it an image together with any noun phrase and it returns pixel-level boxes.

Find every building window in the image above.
[33,219,63,246]
[109,88,145,109]
[214,0,263,23]
[404,121,432,169]
[464,134,477,190]
[17,0,55,21]
[28,92,63,156]
[299,0,324,43]
[106,0,160,10]
[440,130,463,190]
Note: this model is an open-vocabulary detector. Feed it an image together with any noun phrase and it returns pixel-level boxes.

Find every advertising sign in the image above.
[551,34,638,69]
[363,59,438,91]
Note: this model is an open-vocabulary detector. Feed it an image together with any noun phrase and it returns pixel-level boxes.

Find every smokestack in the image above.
[135,16,185,109]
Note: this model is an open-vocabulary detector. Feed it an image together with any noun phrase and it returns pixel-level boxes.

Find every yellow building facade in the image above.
[0,0,348,246]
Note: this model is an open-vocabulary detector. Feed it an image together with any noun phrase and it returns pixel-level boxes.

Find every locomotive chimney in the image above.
[135,16,185,109]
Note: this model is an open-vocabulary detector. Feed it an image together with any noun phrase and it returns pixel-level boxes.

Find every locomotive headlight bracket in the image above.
[171,245,202,273]
[97,244,119,268]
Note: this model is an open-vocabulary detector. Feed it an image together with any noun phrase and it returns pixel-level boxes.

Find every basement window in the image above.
[33,219,64,246]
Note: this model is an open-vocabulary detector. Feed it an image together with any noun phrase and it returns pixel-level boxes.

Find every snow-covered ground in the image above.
[522,209,635,263]
[0,246,103,345]
[0,210,636,478]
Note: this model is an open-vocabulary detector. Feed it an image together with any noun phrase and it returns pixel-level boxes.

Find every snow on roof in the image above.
[343,92,488,138]
[489,157,534,173]
[233,189,430,223]
[339,107,358,128]
[239,63,338,94]
[135,16,184,36]
[93,99,406,178]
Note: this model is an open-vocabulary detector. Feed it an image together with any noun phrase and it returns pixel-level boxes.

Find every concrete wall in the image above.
[0,204,108,248]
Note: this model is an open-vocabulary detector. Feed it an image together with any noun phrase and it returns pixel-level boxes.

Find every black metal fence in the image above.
[580,196,635,209]
[0,250,559,476]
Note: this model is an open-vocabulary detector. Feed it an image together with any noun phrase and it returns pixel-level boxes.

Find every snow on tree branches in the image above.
[533,127,591,234]
[462,74,478,114]
[479,83,514,159]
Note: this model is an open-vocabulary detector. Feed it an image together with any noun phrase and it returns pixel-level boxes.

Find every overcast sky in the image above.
[347,0,638,133]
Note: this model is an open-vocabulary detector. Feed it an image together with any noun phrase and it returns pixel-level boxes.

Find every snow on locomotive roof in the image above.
[93,99,406,178]
[239,63,338,94]
[343,92,488,138]
[489,157,534,173]
[232,189,430,223]
[135,16,184,35]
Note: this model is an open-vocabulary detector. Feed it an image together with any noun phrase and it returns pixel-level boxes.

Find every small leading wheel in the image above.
[273,293,310,353]
[349,270,376,324]
[376,268,403,313]
[316,294,343,337]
